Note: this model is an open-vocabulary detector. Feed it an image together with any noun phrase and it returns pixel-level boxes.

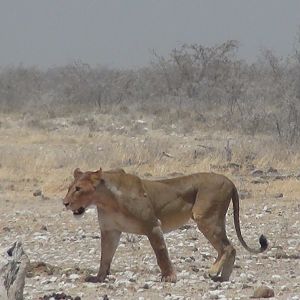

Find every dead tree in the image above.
[0,242,30,300]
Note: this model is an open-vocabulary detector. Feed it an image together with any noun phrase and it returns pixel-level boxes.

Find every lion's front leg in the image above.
[85,229,121,283]
[147,225,177,283]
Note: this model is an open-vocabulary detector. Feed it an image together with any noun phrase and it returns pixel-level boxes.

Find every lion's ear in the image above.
[91,168,102,184]
[73,168,83,179]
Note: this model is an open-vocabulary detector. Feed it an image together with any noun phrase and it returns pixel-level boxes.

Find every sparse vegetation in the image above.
[0,38,299,142]
[1,37,300,189]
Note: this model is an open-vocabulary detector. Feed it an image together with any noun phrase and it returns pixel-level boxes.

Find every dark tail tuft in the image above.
[259,234,268,252]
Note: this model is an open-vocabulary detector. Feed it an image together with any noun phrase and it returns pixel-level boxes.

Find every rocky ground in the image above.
[1,170,300,300]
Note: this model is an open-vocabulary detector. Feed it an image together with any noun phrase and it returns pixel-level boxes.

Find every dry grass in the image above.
[1,112,300,201]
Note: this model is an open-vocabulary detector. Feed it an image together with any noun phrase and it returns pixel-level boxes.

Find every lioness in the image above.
[63,168,267,283]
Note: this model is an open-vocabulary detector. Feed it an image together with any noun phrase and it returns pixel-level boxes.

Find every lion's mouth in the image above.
[73,207,85,216]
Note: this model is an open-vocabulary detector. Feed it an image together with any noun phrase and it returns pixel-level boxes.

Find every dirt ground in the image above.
[0,115,300,299]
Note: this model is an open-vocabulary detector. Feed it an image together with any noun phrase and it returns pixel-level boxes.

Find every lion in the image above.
[63,168,268,283]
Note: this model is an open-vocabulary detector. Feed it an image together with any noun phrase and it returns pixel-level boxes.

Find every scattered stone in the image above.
[280,285,288,291]
[2,226,11,232]
[271,274,281,280]
[39,293,81,300]
[179,224,192,230]
[191,266,199,273]
[209,290,224,299]
[263,206,271,213]
[91,235,100,239]
[41,225,48,231]
[251,285,274,298]
[228,162,241,170]
[144,172,152,177]
[143,283,150,289]
[33,189,42,197]
[274,193,283,199]
[245,163,256,171]
[251,169,264,177]
[267,167,278,174]
[251,178,268,184]
[69,273,80,280]
[274,174,291,180]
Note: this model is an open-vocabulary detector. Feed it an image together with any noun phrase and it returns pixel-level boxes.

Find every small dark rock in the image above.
[267,167,278,174]
[228,163,241,170]
[251,285,275,298]
[179,224,192,230]
[274,174,291,180]
[39,292,80,300]
[41,225,48,231]
[245,163,256,171]
[143,283,150,289]
[2,226,11,232]
[251,169,264,177]
[251,179,268,184]
[33,189,42,197]
[144,172,152,177]
[103,295,109,300]
[274,193,283,198]
[191,266,199,273]
[91,235,100,239]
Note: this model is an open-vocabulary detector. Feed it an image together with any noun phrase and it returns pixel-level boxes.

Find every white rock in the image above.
[49,276,57,282]
[209,290,224,299]
[69,273,80,280]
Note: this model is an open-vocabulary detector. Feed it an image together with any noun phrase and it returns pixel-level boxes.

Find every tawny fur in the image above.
[63,168,267,283]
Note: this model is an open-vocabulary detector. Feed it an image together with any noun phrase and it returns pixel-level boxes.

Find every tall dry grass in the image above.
[1,111,300,199]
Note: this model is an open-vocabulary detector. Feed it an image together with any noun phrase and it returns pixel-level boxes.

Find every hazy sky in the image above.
[0,0,299,68]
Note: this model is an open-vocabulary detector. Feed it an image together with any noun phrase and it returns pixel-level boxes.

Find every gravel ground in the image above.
[1,178,300,300]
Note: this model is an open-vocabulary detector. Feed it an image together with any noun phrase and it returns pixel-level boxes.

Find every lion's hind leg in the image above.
[192,193,235,281]
[219,245,236,281]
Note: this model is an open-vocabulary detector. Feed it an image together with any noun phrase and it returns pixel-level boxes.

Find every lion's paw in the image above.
[85,274,105,283]
[161,272,177,283]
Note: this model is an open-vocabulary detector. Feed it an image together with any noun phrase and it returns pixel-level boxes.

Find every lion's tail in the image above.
[232,186,268,254]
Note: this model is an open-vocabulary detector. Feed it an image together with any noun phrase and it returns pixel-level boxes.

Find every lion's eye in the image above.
[75,186,81,192]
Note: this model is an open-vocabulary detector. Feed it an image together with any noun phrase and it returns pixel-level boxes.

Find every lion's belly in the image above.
[97,200,193,234]
[155,199,193,233]
[160,211,192,233]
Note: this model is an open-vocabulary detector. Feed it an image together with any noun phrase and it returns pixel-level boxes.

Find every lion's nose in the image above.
[64,202,70,207]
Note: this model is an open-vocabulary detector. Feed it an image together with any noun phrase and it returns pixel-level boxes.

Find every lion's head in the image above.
[63,168,103,216]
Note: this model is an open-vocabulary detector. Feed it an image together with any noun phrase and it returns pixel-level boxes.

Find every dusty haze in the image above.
[0,0,300,68]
